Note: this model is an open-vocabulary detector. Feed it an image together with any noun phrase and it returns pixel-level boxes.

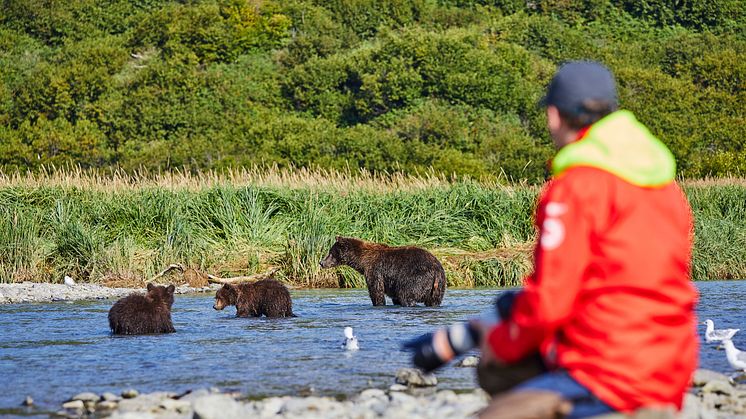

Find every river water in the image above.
[1,281,744,413]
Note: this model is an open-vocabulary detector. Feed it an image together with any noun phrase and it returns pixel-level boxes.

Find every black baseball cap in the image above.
[540,61,618,115]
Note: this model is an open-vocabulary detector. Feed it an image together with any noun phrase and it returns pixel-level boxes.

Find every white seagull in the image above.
[722,339,746,372]
[702,319,739,342]
[64,275,76,286]
[342,326,359,351]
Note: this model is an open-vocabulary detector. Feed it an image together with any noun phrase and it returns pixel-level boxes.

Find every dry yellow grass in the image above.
[0,164,529,193]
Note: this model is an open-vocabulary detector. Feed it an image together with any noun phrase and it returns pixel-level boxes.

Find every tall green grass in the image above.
[0,169,743,286]
[685,182,746,281]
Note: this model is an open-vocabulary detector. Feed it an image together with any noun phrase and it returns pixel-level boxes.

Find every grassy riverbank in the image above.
[0,169,743,287]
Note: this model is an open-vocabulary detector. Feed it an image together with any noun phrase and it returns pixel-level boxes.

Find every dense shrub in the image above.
[311,0,428,39]
[129,1,291,64]
[0,0,742,180]
[611,0,745,31]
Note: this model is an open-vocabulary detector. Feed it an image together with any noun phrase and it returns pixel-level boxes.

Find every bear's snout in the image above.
[320,254,335,269]
[213,300,224,310]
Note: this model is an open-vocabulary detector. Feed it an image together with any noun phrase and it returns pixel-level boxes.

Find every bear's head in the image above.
[214,284,238,310]
[320,236,361,269]
[146,283,176,308]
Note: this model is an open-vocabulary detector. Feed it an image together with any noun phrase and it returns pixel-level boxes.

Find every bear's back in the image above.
[376,245,443,269]
[368,244,446,307]
[108,292,174,335]
[241,279,294,317]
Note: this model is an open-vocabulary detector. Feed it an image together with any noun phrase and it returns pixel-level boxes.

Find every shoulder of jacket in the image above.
[549,166,616,191]
[543,166,617,206]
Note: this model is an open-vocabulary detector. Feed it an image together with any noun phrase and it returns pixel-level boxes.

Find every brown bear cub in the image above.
[108,283,176,335]
[213,279,295,318]
[320,236,446,307]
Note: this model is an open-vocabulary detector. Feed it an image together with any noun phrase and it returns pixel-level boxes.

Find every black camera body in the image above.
[402,322,482,372]
[402,290,518,372]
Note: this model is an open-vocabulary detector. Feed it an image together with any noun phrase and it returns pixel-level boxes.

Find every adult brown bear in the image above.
[213,279,295,318]
[108,283,176,335]
[320,236,446,307]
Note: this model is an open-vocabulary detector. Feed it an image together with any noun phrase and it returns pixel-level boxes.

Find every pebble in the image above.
[389,391,416,404]
[395,368,438,387]
[177,388,212,402]
[62,400,85,410]
[102,392,121,401]
[359,388,386,400]
[435,390,458,403]
[118,392,177,413]
[159,398,191,412]
[96,400,119,410]
[701,380,734,396]
[71,391,101,402]
[258,397,285,417]
[192,394,247,419]
[457,356,480,367]
[121,389,139,399]
[693,369,732,386]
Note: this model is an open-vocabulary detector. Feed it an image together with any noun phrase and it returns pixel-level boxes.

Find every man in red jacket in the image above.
[474,61,698,418]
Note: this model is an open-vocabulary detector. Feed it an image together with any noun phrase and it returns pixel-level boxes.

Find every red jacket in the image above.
[487,111,698,411]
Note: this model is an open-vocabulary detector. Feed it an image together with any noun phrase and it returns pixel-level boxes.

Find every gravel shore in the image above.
[0,282,218,304]
[18,368,741,419]
[43,385,491,419]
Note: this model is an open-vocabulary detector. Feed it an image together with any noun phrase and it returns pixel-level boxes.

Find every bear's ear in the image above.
[166,284,175,294]
[335,235,342,242]
[146,283,154,291]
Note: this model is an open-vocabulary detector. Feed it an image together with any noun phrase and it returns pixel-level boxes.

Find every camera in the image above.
[401,290,519,372]
[402,321,483,372]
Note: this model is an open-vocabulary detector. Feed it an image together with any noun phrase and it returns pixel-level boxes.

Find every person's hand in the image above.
[496,290,519,320]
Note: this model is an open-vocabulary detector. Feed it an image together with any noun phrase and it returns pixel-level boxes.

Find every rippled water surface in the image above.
[1,281,745,412]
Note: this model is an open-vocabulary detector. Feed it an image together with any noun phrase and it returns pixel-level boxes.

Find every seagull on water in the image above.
[722,339,746,372]
[702,319,739,343]
[342,326,359,351]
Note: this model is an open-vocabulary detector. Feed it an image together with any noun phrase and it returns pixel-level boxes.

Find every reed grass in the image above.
[0,168,743,286]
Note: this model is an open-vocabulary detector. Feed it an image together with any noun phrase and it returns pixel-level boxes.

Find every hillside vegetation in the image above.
[1,0,744,181]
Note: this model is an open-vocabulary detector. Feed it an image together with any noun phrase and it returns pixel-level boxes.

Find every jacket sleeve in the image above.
[487,175,595,363]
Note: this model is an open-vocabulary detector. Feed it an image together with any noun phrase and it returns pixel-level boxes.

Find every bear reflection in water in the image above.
[320,236,446,307]
[213,279,296,318]
[108,283,176,335]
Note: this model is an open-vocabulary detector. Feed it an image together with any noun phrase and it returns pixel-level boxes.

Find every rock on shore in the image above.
[0,282,217,304]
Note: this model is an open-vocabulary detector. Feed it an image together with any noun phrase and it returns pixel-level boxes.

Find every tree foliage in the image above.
[0,0,744,180]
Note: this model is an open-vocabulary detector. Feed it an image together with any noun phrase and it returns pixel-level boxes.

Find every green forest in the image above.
[1,0,744,182]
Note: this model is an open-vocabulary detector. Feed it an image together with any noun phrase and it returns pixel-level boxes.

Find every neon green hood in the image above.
[551,110,676,187]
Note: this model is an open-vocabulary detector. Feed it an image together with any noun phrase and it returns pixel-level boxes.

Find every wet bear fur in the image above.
[213,279,295,318]
[108,283,176,335]
[320,236,446,307]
